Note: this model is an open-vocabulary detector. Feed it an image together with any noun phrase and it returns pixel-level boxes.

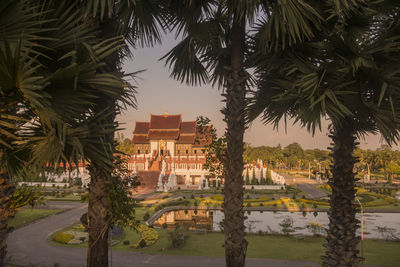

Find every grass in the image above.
[115,230,400,266]
[9,208,62,228]
[44,193,83,202]
[49,221,400,267]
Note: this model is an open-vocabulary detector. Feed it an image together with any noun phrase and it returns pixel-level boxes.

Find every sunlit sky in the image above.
[117,34,396,150]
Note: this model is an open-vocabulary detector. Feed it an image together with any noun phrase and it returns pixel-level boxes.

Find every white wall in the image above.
[167,141,175,156]
[150,141,158,154]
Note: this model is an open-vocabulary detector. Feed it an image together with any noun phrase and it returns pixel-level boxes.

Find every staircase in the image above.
[136,170,160,194]
[149,159,160,171]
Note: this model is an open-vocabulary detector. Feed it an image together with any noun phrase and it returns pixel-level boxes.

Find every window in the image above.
[177,150,180,155]
[186,150,188,154]
[137,150,140,154]
[145,150,148,154]
[194,150,197,154]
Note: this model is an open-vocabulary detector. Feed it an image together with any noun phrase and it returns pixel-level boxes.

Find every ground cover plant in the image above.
[8,209,62,228]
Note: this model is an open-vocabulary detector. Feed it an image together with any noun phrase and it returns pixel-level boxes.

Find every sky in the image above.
[117,34,395,151]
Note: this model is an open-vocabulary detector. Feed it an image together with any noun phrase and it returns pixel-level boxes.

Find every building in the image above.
[126,112,212,192]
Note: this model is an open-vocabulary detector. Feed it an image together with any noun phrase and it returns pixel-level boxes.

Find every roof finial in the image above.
[164,110,168,116]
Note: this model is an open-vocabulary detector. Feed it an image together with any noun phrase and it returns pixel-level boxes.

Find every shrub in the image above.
[54,232,74,244]
[143,212,150,221]
[123,240,130,245]
[306,221,324,237]
[279,216,295,236]
[79,237,86,242]
[190,194,195,199]
[162,223,168,229]
[138,239,147,248]
[169,226,187,248]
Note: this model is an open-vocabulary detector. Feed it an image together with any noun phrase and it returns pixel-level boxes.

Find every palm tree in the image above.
[161,1,320,265]
[248,1,400,266]
[0,1,130,265]
[78,2,165,266]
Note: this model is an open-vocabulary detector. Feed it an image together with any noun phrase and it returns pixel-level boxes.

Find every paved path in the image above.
[284,177,328,199]
[8,201,382,267]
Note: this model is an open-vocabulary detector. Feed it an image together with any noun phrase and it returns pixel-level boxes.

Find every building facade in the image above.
[126,113,212,190]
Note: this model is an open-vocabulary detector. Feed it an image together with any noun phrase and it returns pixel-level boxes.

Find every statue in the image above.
[156,172,164,192]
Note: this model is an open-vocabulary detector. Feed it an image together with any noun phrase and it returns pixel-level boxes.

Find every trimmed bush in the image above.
[54,232,74,244]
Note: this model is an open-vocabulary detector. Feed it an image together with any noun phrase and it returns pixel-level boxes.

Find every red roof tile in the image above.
[150,114,181,129]
[148,130,180,139]
[134,122,149,134]
[180,121,196,134]
[132,135,149,144]
[176,135,196,144]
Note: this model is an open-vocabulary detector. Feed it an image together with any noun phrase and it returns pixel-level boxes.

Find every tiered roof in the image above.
[132,113,208,145]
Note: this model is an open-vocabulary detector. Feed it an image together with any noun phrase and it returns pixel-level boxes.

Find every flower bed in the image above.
[296,198,329,206]
[131,223,159,248]
[54,232,74,244]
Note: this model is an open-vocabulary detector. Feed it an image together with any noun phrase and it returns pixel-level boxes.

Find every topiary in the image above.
[54,232,74,244]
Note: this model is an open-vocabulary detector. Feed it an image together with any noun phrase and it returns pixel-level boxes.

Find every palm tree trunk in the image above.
[86,17,118,267]
[0,151,14,267]
[323,121,361,267]
[87,164,111,267]
[223,11,247,267]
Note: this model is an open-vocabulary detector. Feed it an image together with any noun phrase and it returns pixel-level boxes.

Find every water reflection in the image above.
[153,209,213,230]
[152,209,400,239]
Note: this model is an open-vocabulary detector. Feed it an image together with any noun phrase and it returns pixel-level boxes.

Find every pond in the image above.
[153,209,400,239]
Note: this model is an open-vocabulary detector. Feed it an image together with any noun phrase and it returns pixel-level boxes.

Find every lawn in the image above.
[114,229,400,266]
[9,208,62,228]
[44,193,83,202]
[50,222,400,267]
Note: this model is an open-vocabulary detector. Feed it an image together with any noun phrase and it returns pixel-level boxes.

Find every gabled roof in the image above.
[180,121,196,134]
[148,130,180,140]
[150,114,181,129]
[134,122,149,134]
[176,135,196,144]
[133,135,149,144]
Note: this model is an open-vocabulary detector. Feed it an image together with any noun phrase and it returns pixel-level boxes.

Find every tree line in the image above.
[245,143,400,179]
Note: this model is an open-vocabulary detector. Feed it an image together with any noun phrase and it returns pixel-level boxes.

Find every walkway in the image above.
[284,177,328,199]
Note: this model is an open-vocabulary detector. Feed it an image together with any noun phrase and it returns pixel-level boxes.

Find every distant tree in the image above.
[251,168,257,185]
[196,116,226,181]
[245,168,250,185]
[260,168,265,185]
